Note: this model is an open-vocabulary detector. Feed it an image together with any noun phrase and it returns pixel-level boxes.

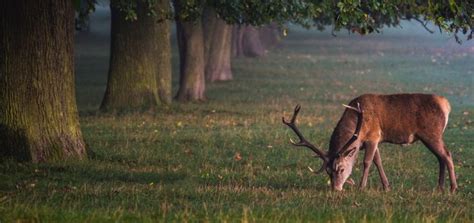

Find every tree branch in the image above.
[413,17,435,34]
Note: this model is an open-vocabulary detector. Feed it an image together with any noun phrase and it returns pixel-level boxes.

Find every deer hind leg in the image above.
[360,141,377,190]
[435,155,446,190]
[373,148,390,191]
[421,138,457,193]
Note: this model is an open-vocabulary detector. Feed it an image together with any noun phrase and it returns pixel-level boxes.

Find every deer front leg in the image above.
[373,148,390,191]
[360,141,377,189]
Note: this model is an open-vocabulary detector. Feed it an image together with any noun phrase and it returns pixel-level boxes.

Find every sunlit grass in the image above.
[1,19,473,222]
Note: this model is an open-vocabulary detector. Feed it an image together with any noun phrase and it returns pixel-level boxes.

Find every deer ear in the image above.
[343,147,357,158]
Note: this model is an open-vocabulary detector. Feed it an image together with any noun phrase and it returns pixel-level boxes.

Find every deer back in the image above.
[330,93,450,155]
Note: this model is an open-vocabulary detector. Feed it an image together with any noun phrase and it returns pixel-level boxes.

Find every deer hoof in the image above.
[450,185,457,194]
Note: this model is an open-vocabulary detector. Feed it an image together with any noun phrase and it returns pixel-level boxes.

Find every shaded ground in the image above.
[1,7,473,222]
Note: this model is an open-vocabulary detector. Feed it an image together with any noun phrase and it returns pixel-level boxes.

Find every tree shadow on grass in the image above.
[43,164,186,185]
[0,160,187,192]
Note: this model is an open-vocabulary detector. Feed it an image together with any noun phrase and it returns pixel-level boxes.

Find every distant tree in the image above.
[173,0,207,101]
[259,23,283,50]
[0,0,86,162]
[100,0,172,112]
[232,25,267,58]
[203,8,233,82]
[107,1,473,103]
[231,23,282,58]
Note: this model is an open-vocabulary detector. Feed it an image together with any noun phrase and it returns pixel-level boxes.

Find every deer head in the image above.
[282,103,363,191]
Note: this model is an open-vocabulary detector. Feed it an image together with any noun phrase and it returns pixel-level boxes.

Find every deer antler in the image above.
[282,105,328,173]
[339,102,364,155]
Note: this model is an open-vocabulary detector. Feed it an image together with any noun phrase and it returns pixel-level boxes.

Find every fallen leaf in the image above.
[234,152,242,161]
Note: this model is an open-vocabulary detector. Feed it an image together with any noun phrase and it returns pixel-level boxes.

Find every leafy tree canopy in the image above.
[211,0,473,41]
[89,0,473,41]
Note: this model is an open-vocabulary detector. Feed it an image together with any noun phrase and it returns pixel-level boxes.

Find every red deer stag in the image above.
[282,94,457,192]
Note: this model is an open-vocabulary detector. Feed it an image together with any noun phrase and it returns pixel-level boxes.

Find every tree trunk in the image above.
[231,25,244,57]
[259,23,282,49]
[232,25,266,58]
[0,0,86,162]
[156,14,172,105]
[174,5,206,102]
[101,0,171,112]
[203,9,233,82]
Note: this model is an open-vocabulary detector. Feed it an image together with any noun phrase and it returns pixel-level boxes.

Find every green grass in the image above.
[1,10,474,222]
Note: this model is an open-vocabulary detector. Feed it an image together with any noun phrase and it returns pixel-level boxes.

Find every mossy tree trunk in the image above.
[174,4,206,102]
[100,0,171,112]
[0,0,86,162]
[203,9,233,82]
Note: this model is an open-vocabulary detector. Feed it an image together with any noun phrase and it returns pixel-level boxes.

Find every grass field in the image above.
[1,8,474,222]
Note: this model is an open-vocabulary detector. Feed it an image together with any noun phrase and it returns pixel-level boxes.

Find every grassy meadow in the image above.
[1,8,474,222]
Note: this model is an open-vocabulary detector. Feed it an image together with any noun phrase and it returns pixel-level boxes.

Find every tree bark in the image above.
[174,3,206,102]
[0,0,86,162]
[101,0,172,112]
[203,9,233,82]
[155,13,172,105]
[232,25,266,58]
[231,25,244,57]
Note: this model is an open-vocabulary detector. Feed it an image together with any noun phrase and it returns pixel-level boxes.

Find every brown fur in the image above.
[329,93,456,192]
[343,94,449,146]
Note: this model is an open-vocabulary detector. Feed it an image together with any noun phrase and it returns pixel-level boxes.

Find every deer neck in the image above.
[328,111,360,157]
